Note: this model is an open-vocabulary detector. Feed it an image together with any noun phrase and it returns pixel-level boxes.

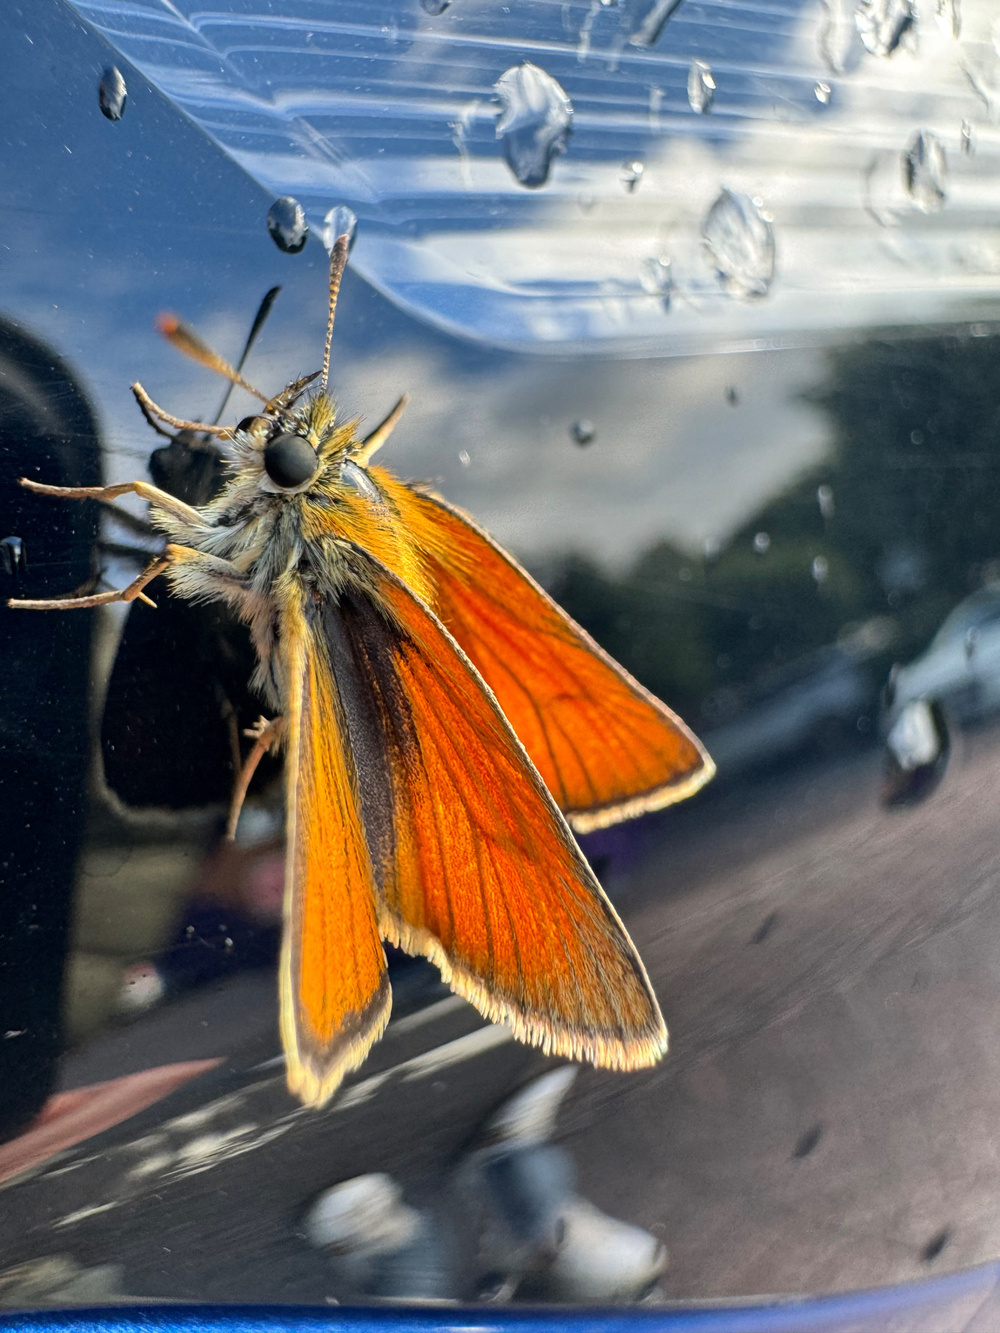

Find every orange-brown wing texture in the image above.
[370,473,714,832]
[280,603,391,1108]
[325,548,668,1071]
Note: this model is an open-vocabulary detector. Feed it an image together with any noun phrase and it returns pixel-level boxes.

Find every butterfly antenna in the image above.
[321,234,351,395]
[131,382,234,437]
[157,315,269,404]
[212,285,281,426]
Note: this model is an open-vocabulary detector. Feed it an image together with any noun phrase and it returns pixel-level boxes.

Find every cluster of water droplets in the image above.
[419,0,979,320]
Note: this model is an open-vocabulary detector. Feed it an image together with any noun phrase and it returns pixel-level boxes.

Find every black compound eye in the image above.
[263,433,319,489]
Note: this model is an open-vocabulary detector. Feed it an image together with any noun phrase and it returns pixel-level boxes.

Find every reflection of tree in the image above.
[546,333,1000,725]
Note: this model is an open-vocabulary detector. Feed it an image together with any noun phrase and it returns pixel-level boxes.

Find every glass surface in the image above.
[3,0,1000,1319]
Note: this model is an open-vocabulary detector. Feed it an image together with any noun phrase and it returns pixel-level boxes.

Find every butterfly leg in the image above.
[9,541,247,613]
[18,475,204,526]
[8,552,172,611]
[225,716,286,840]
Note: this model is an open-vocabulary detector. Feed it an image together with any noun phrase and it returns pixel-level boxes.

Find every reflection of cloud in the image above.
[8,220,828,569]
[72,0,1000,352]
[332,342,829,566]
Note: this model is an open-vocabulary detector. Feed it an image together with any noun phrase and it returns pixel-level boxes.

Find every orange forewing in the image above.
[280,603,390,1108]
[368,474,714,832]
[331,548,668,1070]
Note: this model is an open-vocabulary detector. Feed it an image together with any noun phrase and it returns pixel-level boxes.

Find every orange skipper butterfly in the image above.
[11,235,713,1108]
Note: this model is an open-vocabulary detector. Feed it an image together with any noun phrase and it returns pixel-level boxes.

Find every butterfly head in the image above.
[234,388,364,497]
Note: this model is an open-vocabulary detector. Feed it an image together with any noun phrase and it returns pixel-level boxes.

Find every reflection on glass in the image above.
[6,0,1000,1319]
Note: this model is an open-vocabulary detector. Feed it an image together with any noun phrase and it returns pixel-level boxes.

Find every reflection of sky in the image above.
[66,0,1000,352]
[8,3,825,570]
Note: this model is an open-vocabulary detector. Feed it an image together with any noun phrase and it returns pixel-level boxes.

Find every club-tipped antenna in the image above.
[157,315,270,405]
[212,285,281,426]
[321,234,351,395]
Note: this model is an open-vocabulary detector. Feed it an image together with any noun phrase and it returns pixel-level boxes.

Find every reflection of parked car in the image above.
[703,620,892,779]
[885,588,1000,727]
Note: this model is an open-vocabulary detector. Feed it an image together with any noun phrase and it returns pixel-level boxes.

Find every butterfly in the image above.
[10,234,713,1108]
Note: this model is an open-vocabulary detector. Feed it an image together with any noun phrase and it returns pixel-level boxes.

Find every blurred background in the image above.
[4,0,1000,1315]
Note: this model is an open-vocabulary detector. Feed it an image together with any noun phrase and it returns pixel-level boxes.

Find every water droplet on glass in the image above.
[620,159,645,192]
[648,86,664,131]
[934,0,960,39]
[725,386,739,406]
[98,66,127,122]
[421,0,453,12]
[855,0,915,59]
[494,63,573,189]
[792,1123,823,1158]
[1,536,26,577]
[640,255,672,308]
[223,937,234,952]
[687,61,715,114]
[882,697,950,806]
[185,924,196,939]
[600,0,618,7]
[964,54,1000,124]
[702,189,776,299]
[458,450,471,466]
[703,536,721,560]
[819,0,860,73]
[902,130,947,213]
[571,419,596,446]
[960,120,973,155]
[814,81,832,104]
[753,531,771,554]
[577,192,597,213]
[811,555,829,584]
[322,205,358,255]
[817,484,835,520]
[629,0,685,47]
[267,197,308,253]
